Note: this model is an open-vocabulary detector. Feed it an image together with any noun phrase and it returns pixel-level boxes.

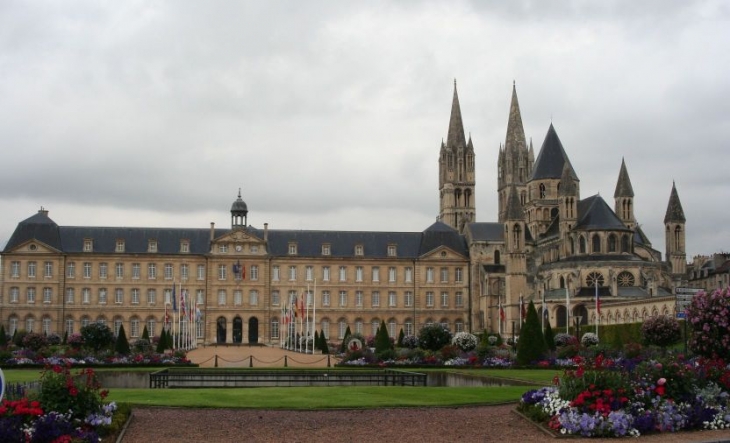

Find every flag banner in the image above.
[180,289,187,317]
[172,285,178,312]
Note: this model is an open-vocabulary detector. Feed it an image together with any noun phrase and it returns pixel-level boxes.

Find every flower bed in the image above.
[518,354,730,437]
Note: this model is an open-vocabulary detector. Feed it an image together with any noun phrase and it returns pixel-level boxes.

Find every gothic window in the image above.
[621,234,630,253]
[608,234,617,252]
[592,234,601,253]
[579,236,586,254]
[586,271,605,287]
[617,271,635,287]
[539,183,546,198]
[512,224,521,249]
[520,191,526,206]
[494,250,500,265]
[569,237,575,255]
[559,276,565,288]
[674,226,682,251]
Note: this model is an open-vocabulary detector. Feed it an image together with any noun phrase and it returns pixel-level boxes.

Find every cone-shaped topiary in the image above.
[339,326,352,353]
[375,320,392,354]
[142,326,150,341]
[313,330,320,351]
[397,328,405,347]
[544,319,556,352]
[156,329,167,353]
[516,300,547,365]
[319,329,329,354]
[115,324,131,355]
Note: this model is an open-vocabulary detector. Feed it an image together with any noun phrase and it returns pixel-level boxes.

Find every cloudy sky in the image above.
[0,1,727,259]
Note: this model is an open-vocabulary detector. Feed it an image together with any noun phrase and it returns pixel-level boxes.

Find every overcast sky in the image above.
[1,1,728,260]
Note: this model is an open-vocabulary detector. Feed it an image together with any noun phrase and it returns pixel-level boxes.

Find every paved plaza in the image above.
[186,344,337,368]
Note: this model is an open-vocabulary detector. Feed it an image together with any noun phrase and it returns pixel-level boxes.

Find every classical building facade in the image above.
[0,82,688,344]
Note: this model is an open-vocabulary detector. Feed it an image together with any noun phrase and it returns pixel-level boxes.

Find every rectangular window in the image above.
[355,245,363,256]
[441,292,449,307]
[99,288,107,304]
[180,241,189,253]
[271,319,279,339]
[321,244,330,256]
[306,266,313,281]
[288,243,297,255]
[43,287,52,303]
[234,290,242,306]
[355,290,363,307]
[65,288,74,304]
[218,290,226,305]
[249,290,258,306]
[322,266,330,281]
[405,267,413,283]
[131,289,140,304]
[131,319,140,338]
[455,291,464,307]
[44,261,53,278]
[339,266,347,282]
[426,267,434,283]
[218,264,227,280]
[115,288,124,304]
[11,261,20,278]
[99,263,108,279]
[321,290,330,307]
[132,263,141,279]
[28,262,36,278]
[148,289,157,304]
[65,318,74,335]
[197,264,205,280]
[148,263,156,279]
[116,263,124,279]
[288,266,297,281]
[372,291,380,307]
[83,262,92,279]
[339,291,347,307]
[387,245,397,257]
[426,291,434,307]
[83,239,93,252]
[388,291,397,307]
[455,267,463,283]
[116,240,125,252]
[180,264,189,280]
[164,289,172,304]
[405,291,413,307]
[164,263,173,280]
[66,262,75,278]
[26,288,35,303]
[441,267,448,283]
[83,288,91,304]
[10,287,19,303]
[272,290,280,305]
[388,267,396,282]
[272,265,280,281]
[355,266,363,282]
[43,318,51,335]
[148,240,157,252]
[250,245,258,253]
[250,265,259,281]
[372,266,380,282]
[196,289,204,305]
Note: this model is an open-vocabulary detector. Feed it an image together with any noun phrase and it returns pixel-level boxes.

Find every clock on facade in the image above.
[235,245,242,252]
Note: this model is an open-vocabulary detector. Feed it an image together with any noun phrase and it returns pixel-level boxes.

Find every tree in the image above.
[339,326,353,353]
[142,326,150,341]
[313,330,320,351]
[115,324,131,355]
[0,325,7,347]
[80,322,115,352]
[418,324,452,352]
[319,329,329,354]
[686,288,730,359]
[397,328,405,347]
[156,329,167,353]
[516,301,547,365]
[642,315,681,350]
[375,320,392,354]
[544,319,556,352]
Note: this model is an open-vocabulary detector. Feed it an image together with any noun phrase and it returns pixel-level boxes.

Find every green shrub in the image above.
[516,301,547,365]
[544,321,556,351]
[418,324,452,352]
[375,321,392,354]
[81,322,115,352]
[13,329,28,347]
[22,332,48,352]
[115,325,131,355]
[36,365,108,423]
[641,315,681,349]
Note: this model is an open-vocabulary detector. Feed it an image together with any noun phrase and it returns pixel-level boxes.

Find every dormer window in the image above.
[250,245,259,253]
[180,241,190,253]
[115,240,125,253]
[321,244,331,256]
[354,245,364,256]
[83,239,93,252]
[148,240,157,253]
[218,244,228,253]
[288,243,298,255]
[387,245,397,257]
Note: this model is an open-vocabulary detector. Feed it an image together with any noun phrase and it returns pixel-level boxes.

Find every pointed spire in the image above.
[505,184,524,220]
[664,181,686,223]
[530,123,578,181]
[446,79,467,149]
[613,158,635,198]
[559,162,577,196]
[504,82,527,156]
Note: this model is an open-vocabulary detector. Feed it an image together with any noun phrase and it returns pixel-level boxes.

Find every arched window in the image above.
[494,250,501,265]
[592,235,601,253]
[512,224,521,249]
[621,234,630,253]
[674,226,682,250]
[559,276,565,288]
[608,234,617,252]
[539,183,546,198]
[579,236,586,254]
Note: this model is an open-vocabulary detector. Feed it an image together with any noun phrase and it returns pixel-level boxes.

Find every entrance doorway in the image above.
[233,317,243,343]
[248,317,259,344]
[216,317,227,343]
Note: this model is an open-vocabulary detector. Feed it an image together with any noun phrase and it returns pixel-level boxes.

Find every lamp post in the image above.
[574,315,583,342]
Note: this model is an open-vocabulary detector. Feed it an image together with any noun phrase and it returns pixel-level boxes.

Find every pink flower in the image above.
[657,378,666,386]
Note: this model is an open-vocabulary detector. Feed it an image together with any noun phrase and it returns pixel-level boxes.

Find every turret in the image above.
[614,158,636,230]
[664,181,687,275]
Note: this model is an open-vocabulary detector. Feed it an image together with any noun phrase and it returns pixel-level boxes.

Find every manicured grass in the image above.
[107,385,541,409]
[2,368,44,383]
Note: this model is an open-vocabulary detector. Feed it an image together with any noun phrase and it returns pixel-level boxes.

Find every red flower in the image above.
[69,387,78,397]
[655,386,665,396]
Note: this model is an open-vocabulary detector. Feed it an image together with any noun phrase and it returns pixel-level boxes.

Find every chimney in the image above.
[210,222,215,242]
[264,223,268,242]
[38,206,49,217]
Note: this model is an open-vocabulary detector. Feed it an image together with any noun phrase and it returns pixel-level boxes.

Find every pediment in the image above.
[211,229,266,255]
[419,245,468,261]
[4,239,61,254]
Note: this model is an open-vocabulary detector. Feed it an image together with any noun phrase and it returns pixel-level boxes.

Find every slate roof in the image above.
[664,182,686,223]
[530,124,579,181]
[574,195,631,231]
[466,222,504,242]
[505,185,524,220]
[4,211,469,259]
[613,158,635,198]
[446,80,467,149]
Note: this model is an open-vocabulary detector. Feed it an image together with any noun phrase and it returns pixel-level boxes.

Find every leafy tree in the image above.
[12,329,27,347]
[418,324,452,352]
[516,301,547,365]
[142,326,150,341]
[544,319,556,352]
[375,320,392,354]
[686,288,730,359]
[115,325,131,355]
[641,315,681,349]
[80,322,115,352]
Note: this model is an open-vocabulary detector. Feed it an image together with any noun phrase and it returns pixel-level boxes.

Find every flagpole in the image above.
[595,279,599,337]
[565,287,570,334]
[541,290,545,332]
[313,279,317,353]
[519,293,523,328]
[305,284,310,354]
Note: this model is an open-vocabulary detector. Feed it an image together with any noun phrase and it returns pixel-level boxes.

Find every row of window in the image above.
[271,265,464,284]
[7,287,205,306]
[288,243,398,257]
[269,289,464,309]
[82,239,191,254]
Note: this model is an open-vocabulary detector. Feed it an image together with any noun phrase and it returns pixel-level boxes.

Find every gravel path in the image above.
[121,405,730,443]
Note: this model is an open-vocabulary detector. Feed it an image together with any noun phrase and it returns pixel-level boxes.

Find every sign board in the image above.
[676,287,702,313]
[676,312,686,319]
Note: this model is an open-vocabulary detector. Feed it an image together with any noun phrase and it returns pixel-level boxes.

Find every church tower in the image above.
[558,163,579,257]
[664,182,687,275]
[498,82,531,223]
[504,184,529,325]
[614,158,636,230]
[439,80,475,232]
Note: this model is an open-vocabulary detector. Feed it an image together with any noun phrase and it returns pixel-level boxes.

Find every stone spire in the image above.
[505,184,524,220]
[614,158,635,198]
[504,81,527,155]
[664,181,686,223]
[446,79,467,149]
[559,162,577,197]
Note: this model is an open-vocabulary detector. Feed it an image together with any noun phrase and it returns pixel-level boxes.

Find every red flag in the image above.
[180,289,187,317]
[164,302,169,324]
[596,294,602,315]
[520,296,526,320]
[241,265,246,280]
[499,302,505,321]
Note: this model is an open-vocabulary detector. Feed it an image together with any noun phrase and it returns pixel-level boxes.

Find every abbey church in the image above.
[0,83,686,344]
